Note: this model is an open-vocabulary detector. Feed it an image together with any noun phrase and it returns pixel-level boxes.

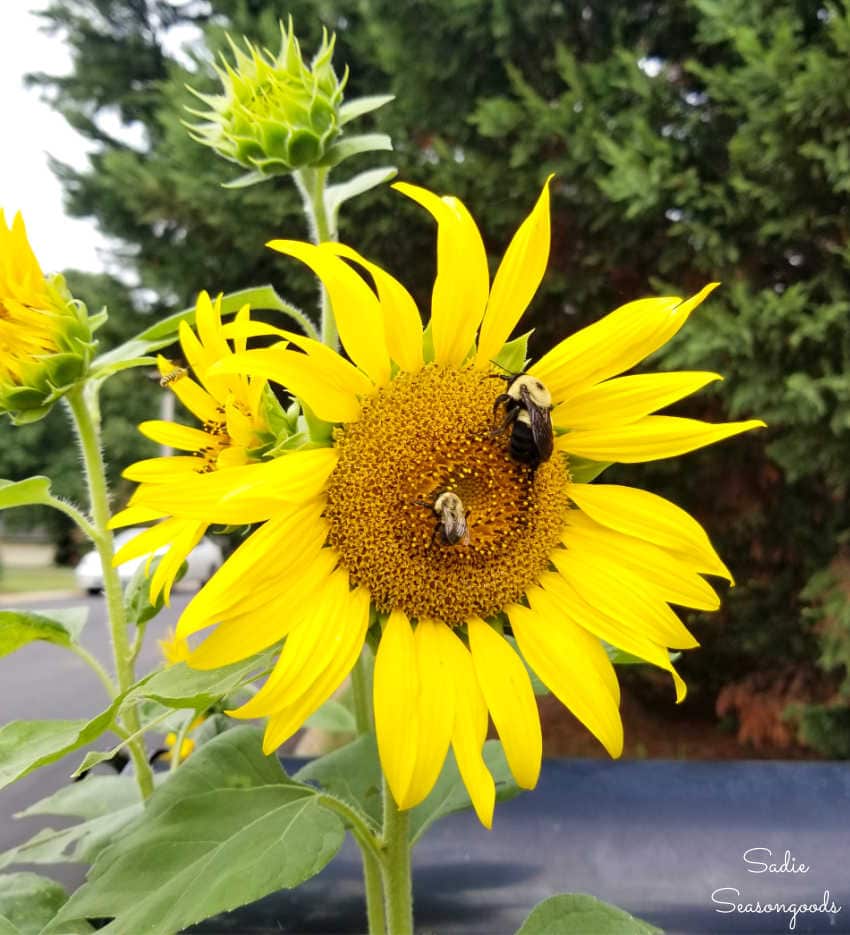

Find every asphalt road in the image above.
[0,587,194,889]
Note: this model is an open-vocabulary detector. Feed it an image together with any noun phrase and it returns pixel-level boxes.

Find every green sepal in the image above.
[567,455,612,484]
[516,893,662,934]
[339,94,395,125]
[492,331,532,374]
[319,133,393,168]
[326,166,397,226]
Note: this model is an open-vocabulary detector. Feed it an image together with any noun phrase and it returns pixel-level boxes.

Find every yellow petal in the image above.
[257,586,371,752]
[549,546,699,649]
[213,344,365,423]
[563,510,721,611]
[530,284,719,400]
[149,520,206,606]
[567,482,732,581]
[138,420,213,452]
[109,505,166,529]
[188,548,338,668]
[267,240,391,385]
[156,356,219,423]
[393,182,489,367]
[112,518,182,566]
[374,611,420,808]
[123,457,205,483]
[323,243,424,373]
[540,571,687,702]
[177,501,328,637]
[509,595,624,757]
[554,371,723,430]
[557,415,765,463]
[130,449,336,525]
[399,619,457,809]
[467,617,541,790]
[475,176,552,367]
[444,627,494,829]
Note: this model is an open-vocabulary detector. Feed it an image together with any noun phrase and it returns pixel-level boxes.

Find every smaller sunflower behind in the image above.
[110,291,283,603]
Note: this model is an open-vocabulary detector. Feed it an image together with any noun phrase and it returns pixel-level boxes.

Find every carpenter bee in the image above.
[492,372,554,468]
[416,491,471,546]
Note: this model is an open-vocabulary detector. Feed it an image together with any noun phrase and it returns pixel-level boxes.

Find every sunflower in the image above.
[123,179,763,827]
[0,209,93,419]
[110,291,282,603]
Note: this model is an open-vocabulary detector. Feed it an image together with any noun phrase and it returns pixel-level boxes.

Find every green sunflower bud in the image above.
[0,211,96,424]
[186,18,348,180]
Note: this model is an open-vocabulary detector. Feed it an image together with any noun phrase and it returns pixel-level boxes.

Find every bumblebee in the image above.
[492,373,554,468]
[417,491,471,546]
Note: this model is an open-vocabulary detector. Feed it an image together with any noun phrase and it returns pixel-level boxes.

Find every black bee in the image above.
[416,491,471,546]
[492,373,554,468]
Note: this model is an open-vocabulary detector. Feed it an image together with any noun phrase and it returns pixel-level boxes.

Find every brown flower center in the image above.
[324,363,570,624]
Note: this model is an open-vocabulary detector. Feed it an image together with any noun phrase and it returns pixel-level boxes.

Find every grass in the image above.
[0,565,77,594]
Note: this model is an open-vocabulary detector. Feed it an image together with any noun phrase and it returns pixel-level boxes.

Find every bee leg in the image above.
[492,393,511,418]
[491,405,518,437]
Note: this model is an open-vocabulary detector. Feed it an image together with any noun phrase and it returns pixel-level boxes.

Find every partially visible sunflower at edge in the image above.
[118,179,763,827]
[110,291,281,603]
[0,210,94,420]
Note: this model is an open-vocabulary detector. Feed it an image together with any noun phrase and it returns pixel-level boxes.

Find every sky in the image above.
[1,2,111,274]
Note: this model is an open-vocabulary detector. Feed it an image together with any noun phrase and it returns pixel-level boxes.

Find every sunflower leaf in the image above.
[0,873,92,935]
[0,477,53,511]
[516,893,662,934]
[49,728,343,935]
[294,733,383,828]
[492,331,532,375]
[408,741,520,846]
[0,703,119,792]
[0,607,88,658]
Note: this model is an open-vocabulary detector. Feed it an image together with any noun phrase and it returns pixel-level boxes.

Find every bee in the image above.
[159,365,188,387]
[416,491,471,546]
[492,372,554,468]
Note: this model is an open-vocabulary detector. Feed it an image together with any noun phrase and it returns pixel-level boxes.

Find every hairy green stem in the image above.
[66,385,155,799]
[45,495,98,542]
[361,844,388,935]
[380,776,413,935]
[69,643,117,700]
[293,167,339,350]
[350,651,372,735]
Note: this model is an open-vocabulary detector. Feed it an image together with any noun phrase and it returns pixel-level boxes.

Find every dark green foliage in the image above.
[22,0,850,751]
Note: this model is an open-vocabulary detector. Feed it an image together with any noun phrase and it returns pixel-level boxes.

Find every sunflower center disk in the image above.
[324,364,570,625]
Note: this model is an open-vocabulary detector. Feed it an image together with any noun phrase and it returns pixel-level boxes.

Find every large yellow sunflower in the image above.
[122,179,763,827]
[110,291,281,603]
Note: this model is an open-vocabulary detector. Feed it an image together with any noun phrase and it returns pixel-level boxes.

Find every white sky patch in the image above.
[0,2,111,274]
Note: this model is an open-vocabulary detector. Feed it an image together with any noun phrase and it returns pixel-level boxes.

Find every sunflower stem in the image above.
[351,650,372,734]
[65,384,155,800]
[361,844,388,935]
[379,774,414,935]
[293,166,339,350]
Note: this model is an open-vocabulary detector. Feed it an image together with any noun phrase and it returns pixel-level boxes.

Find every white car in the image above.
[75,528,224,595]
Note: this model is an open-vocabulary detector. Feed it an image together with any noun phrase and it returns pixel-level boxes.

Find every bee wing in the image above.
[520,384,554,462]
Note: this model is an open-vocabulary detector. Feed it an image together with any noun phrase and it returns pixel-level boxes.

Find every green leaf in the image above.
[295,733,383,828]
[304,699,357,733]
[52,728,343,935]
[320,133,393,167]
[90,356,156,379]
[123,648,275,711]
[603,643,680,667]
[0,607,87,658]
[409,740,520,845]
[326,166,397,224]
[339,94,395,125]
[0,478,52,511]
[0,704,117,792]
[492,331,532,374]
[567,456,612,484]
[221,169,267,189]
[516,894,662,935]
[122,556,179,628]
[0,776,143,872]
[0,873,92,935]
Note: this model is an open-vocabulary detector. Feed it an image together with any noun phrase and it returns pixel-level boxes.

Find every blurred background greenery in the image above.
[4,0,850,758]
